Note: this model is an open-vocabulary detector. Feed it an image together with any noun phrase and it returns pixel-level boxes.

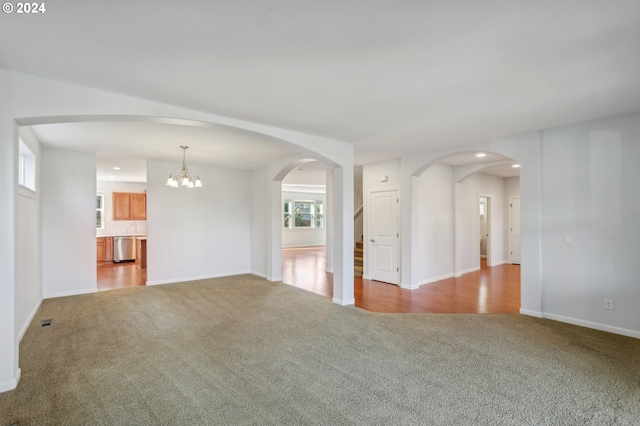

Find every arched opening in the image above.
[14,115,350,298]
[409,150,521,313]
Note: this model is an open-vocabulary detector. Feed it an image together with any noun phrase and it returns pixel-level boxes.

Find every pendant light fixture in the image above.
[166,146,203,188]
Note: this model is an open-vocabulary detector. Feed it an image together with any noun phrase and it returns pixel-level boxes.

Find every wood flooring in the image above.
[98,246,521,314]
[282,246,521,314]
[97,261,146,291]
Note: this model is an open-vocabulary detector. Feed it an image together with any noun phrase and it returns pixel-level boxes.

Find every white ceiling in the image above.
[5,1,640,168]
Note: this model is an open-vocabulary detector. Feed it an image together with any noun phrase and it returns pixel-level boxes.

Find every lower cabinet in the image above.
[97,237,114,263]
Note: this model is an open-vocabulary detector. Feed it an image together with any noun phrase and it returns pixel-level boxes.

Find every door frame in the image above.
[479,194,492,266]
[366,187,400,285]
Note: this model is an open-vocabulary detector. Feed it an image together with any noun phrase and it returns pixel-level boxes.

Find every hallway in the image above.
[282,246,520,313]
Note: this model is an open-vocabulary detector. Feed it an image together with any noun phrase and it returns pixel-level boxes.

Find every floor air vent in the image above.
[40,319,54,327]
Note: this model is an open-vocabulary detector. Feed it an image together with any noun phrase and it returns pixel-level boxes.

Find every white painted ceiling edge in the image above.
[5,1,639,169]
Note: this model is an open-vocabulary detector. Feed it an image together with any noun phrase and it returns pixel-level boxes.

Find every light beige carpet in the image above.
[1,274,639,425]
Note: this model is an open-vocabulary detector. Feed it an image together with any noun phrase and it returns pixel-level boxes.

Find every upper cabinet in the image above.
[113,192,146,220]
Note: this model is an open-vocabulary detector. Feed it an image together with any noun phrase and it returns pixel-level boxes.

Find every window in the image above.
[18,152,25,186]
[284,199,324,229]
[96,191,105,229]
[18,139,36,191]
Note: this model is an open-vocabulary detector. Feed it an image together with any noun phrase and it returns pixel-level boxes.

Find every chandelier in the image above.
[166,146,203,188]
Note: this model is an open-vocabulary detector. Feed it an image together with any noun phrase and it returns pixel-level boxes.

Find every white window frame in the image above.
[283,199,324,229]
[18,139,36,191]
[96,191,105,230]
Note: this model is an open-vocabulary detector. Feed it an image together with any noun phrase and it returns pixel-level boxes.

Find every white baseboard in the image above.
[44,287,97,299]
[267,275,282,282]
[147,270,252,286]
[520,309,543,318]
[489,260,508,267]
[457,267,480,276]
[251,271,267,279]
[418,273,455,287]
[401,282,420,290]
[19,297,43,342]
[332,297,355,306]
[0,368,21,393]
[542,313,640,339]
[362,274,370,280]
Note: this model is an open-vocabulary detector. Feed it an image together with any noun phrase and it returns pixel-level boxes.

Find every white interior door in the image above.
[369,189,399,284]
[509,196,521,264]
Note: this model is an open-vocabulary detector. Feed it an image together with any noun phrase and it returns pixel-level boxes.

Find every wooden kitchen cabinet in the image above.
[97,237,114,262]
[105,237,113,261]
[113,192,146,220]
[97,237,106,262]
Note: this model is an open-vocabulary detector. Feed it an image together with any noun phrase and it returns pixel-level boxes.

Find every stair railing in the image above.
[354,202,363,218]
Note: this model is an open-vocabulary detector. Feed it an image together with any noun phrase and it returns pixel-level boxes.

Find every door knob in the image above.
[370,239,375,243]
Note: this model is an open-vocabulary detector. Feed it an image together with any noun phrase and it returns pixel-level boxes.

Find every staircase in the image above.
[354,240,363,277]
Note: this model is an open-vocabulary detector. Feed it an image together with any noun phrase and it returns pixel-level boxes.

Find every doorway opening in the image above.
[479,196,491,266]
[96,158,148,291]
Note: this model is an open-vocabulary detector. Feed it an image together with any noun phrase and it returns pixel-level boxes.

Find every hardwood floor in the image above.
[97,261,146,291]
[97,246,521,314]
[282,246,521,314]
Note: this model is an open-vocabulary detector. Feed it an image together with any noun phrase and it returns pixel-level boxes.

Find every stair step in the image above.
[354,248,363,255]
[355,241,363,249]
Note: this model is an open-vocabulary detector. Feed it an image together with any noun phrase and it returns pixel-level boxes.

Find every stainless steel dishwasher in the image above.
[113,236,136,262]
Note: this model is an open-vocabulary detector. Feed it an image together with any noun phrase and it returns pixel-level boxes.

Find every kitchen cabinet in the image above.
[97,237,105,262]
[113,192,146,220]
[97,237,114,262]
[137,237,147,269]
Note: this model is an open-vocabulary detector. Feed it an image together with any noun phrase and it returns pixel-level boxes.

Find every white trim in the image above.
[362,274,371,280]
[489,259,509,267]
[520,309,543,318]
[146,270,252,286]
[282,244,325,249]
[44,288,97,299]
[0,368,21,393]
[332,297,355,306]
[542,313,640,340]
[417,273,455,287]
[18,186,37,200]
[18,297,43,342]
[401,282,419,290]
[251,271,267,279]
[267,275,282,282]
[282,184,326,194]
[458,266,480,276]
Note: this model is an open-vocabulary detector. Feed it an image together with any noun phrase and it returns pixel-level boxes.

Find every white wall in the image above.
[540,112,640,335]
[146,160,252,284]
[415,163,454,284]
[16,128,42,340]
[251,166,268,278]
[42,149,97,298]
[354,166,363,242]
[282,190,326,248]
[96,180,147,236]
[504,176,520,199]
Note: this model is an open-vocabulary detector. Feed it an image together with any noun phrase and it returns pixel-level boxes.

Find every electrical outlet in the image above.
[604,299,614,310]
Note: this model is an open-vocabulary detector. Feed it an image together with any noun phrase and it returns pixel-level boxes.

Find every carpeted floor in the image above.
[1,274,639,425]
